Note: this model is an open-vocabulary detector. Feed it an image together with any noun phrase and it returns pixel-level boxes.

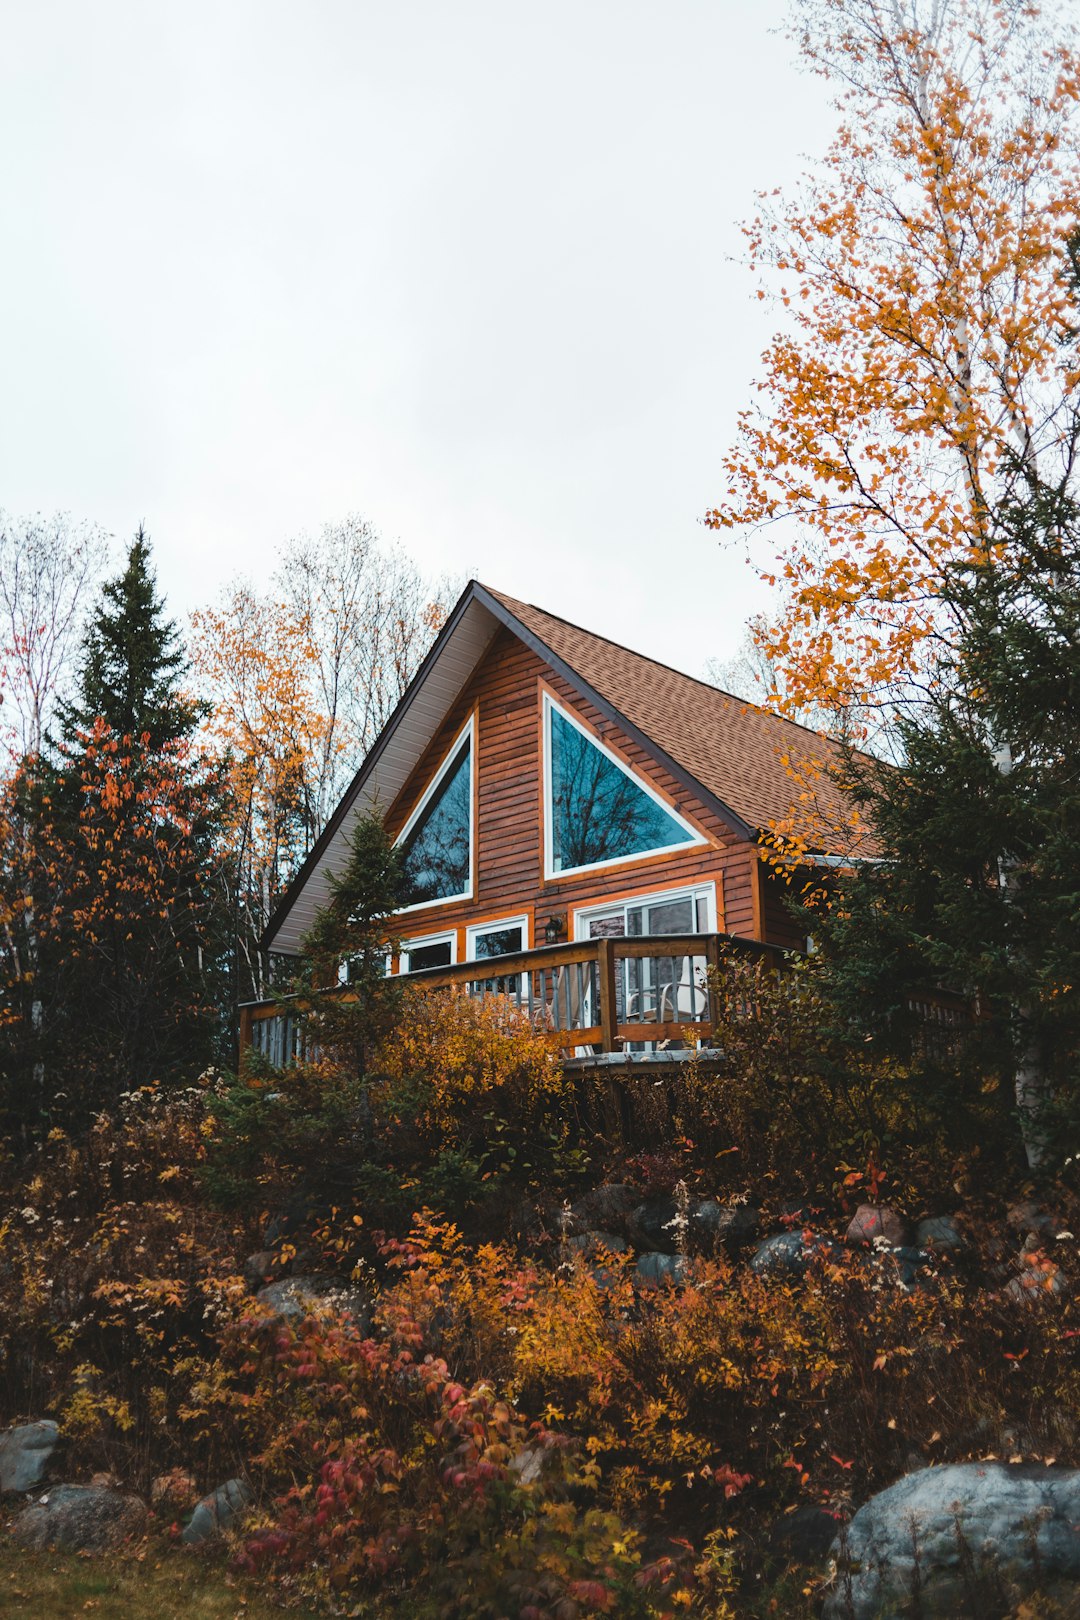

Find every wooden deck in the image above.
[238,931,788,1066]
[238,931,979,1069]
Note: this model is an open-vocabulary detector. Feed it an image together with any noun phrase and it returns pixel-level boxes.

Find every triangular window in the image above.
[396,719,473,909]
[544,695,701,876]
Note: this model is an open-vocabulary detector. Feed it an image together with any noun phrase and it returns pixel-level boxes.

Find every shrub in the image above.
[373,988,588,1189]
[220,1256,683,1617]
[0,1081,254,1488]
[670,945,1010,1209]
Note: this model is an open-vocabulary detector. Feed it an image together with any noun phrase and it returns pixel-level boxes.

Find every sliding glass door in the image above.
[575,884,715,1048]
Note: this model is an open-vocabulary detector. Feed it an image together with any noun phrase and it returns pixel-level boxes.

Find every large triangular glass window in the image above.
[396,719,473,909]
[544,695,702,877]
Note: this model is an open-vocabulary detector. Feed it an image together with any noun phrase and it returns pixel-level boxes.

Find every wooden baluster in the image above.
[598,937,618,1053]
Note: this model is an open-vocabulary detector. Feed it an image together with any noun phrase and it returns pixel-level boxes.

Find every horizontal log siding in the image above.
[385,628,770,949]
[760,864,810,953]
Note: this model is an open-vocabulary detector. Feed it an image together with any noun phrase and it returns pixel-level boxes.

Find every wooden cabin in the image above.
[244,582,873,1062]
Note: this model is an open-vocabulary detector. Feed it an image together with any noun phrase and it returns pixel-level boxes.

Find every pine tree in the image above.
[0,532,228,1128]
[809,482,1080,1169]
[57,526,201,750]
[291,811,405,1081]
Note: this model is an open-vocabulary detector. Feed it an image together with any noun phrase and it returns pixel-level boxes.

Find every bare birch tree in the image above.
[0,513,108,763]
[192,517,456,996]
[275,517,458,837]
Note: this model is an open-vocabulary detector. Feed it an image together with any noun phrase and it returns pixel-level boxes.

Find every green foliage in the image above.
[55,527,203,752]
[0,532,228,1132]
[199,1055,375,1211]
[675,946,1002,1208]
[290,809,406,1077]
[0,1083,254,1489]
[373,988,585,1195]
[808,481,1080,1167]
[222,1224,684,1618]
[3,1053,1080,1618]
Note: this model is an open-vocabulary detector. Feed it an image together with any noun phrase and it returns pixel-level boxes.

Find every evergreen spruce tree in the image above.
[20,531,228,1121]
[809,482,1080,1169]
[56,526,201,750]
[291,811,405,1081]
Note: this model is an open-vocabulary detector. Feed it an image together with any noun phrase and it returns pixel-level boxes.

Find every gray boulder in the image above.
[1004,1262,1069,1307]
[628,1196,681,1252]
[182,1477,254,1545]
[255,1275,373,1333]
[916,1215,965,1253]
[12,1484,147,1551]
[846,1203,910,1247]
[825,1463,1080,1618]
[242,1249,280,1289]
[751,1231,842,1277]
[0,1420,59,1493]
[510,1444,554,1487]
[636,1252,689,1287]
[630,1195,758,1255]
[569,1230,630,1258]
[569,1184,635,1234]
[688,1199,760,1255]
[1006,1201,1060,1241]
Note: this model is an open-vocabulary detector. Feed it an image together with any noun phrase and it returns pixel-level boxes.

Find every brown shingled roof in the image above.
[484,584,878,858]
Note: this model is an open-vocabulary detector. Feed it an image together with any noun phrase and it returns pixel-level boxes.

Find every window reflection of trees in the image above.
[550,708,693,871]
[400,741,471,905]
[474,927,522,959]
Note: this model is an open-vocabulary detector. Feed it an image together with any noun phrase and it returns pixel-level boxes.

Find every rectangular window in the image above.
[399,931,457,973]
[466,915,530,961]
[465,916,530,996]
[575,882,717,942]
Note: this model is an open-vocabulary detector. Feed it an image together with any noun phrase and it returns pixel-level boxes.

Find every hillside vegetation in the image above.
[2,952,1078,1618]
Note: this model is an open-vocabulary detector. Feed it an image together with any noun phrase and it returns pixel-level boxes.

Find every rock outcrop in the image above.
[0,1420,59,1494]
[825,1462,1080,1618]
[12,1484,147,1551]
[182,1477,255,1545]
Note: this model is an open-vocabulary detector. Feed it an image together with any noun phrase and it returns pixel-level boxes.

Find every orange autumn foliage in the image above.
[0,721,222,1122]
[708,0,1080,716]
[374,988,571,1146]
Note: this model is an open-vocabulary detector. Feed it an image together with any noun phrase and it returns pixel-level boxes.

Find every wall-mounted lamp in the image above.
[543,913,566,945]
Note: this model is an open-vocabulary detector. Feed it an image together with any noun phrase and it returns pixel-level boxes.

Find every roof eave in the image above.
[263,579,766,957]
[260,579,493,955]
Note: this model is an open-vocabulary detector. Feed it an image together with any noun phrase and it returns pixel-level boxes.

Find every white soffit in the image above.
[267,595,500,956]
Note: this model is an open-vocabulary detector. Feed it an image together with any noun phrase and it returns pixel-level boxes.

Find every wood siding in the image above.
[383,627,786,956]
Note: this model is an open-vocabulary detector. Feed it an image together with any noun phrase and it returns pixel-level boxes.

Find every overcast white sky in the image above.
[1,1,834,676]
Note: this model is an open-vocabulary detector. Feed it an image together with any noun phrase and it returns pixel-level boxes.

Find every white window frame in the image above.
[573,881,719,1055]
[541,692,706,882]
[397,929,458,975]
[465,913,531,962]
[393,714,475,914]
[573,880,718,942]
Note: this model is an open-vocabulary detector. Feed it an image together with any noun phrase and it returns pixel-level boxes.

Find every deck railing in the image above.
[238,931,980,1067]
[239,931,787,1064]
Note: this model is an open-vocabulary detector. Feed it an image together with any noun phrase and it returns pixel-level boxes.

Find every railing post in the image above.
[598,937,618,1053]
